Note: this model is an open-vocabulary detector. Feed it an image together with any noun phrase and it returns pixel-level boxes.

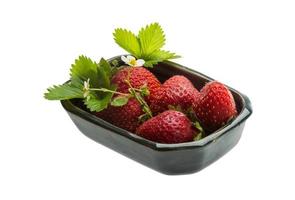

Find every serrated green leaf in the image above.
[113,23,180,68]
[113,28,141,57]
[45,55,117,114]
[70,55,100,88]
[96,58,111,90]
[138,23,165,57]
[148,49,180,60]
[144,60,161,68]
[84,85,117,112]
[84,96,109,112]
[44,83,83,100]
[99,58,111,78]
[143,50,180,67]
[111,95,129,107]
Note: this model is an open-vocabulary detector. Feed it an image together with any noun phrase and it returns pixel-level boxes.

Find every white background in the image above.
[0,0,294,199]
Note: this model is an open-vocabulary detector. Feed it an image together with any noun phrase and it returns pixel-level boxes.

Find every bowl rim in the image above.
[61,56,252,151]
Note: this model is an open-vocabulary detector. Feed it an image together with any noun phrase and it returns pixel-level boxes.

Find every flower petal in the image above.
[83,78,90,90]
[136,59,145,66]
[127,55,135,61]
[121,56,129,64]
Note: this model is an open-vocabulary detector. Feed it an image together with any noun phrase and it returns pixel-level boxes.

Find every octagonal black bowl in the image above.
[60,56,252,175]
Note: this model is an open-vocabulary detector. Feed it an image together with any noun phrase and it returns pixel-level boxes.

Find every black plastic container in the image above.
[61,56,252,175]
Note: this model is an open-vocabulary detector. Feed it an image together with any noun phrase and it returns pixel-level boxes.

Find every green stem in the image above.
[134,91,153,118]
[89,88,129,96]
[132,88,143,92]
[125,70,153,119]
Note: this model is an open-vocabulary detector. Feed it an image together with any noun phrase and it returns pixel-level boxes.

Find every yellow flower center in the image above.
[130,59,136,66]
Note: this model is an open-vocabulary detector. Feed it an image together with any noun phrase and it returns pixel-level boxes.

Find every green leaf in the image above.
[113,28,141,57]
[45,55,118,114]
[113,23,180,68]
[138,22,165,57]
[111,95,129,107]
[143,50,180,67]
[99,58,111,78]
[84,84,117,112]
[97,58,111,89]
[44,83,83,100]
[143,60,159,68]
[70,55,100,88]
[148,49,180,60]
[84,92,113,112]
[84,96,109,112]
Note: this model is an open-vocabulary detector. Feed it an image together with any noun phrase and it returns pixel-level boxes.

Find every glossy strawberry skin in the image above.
[96,98,143,133]
[96,67,160,132]
[136,110,195,144]
[111,66,161,103]
[150,75,200,113]
[193,81,237,133]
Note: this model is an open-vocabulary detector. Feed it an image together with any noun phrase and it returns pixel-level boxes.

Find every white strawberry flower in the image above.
[83,78,90,99]
[121,55,145,67]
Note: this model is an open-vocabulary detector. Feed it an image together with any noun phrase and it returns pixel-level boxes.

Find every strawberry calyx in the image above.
[167,105,204,141]
[193,121,204,141]
[167,105,184,112]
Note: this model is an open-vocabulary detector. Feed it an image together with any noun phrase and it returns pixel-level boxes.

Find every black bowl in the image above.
[61,56,252,175]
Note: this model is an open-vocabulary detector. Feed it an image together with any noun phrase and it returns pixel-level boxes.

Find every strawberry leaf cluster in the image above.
[44,22,181,123]
[44,56,116,112]
[113,23,180,67]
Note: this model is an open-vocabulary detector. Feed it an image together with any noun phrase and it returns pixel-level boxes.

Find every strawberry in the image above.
[96,98,143,132]
[96,66,159,132]
[193,81,237,132]
[136,110,196,144]
[150,75,200,113]
[111,66,161,103]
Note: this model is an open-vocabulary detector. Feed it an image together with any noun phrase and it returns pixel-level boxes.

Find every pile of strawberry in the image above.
[96,63,237,144]
[44,22,237,144]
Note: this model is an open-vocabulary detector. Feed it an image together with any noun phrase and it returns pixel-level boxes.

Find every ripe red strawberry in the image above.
[111,66,161,103]
[136,110,196,144]
[150,75,200,113]
[193,81,237,132]
[96,66,160,132]
[96,98,143,132]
